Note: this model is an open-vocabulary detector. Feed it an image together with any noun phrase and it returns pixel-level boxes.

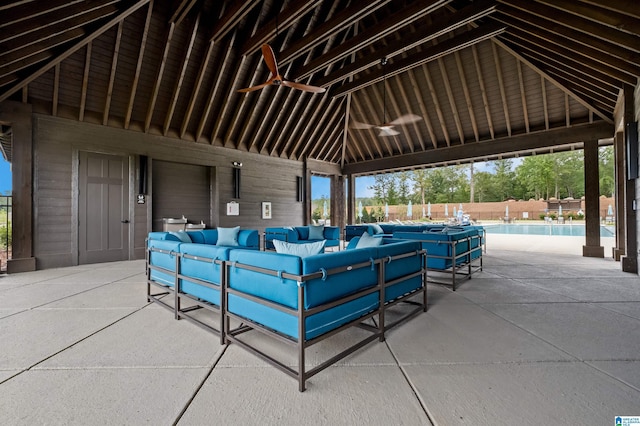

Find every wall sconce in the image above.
[232,161,243,167]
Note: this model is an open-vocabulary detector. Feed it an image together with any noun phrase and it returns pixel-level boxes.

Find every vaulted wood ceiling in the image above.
[1,0,638,173]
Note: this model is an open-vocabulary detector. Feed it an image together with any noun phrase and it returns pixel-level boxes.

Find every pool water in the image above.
[484,223,615,237]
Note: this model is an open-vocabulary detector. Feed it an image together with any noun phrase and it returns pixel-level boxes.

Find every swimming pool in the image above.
[484,223,615,237]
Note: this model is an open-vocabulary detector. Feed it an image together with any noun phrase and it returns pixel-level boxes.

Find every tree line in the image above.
[364,147,614,206]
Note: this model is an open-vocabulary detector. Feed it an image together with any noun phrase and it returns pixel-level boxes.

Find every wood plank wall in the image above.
[32,114,308,268]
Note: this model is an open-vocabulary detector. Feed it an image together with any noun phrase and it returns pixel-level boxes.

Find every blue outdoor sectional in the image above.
[146,230,426,391]
[345,223,484,290]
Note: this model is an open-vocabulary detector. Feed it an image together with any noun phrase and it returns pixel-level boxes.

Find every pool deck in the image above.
[1,235,639,425]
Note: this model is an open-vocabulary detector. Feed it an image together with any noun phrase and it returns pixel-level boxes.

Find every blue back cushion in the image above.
[302,248,379,309]
[168,231,191,242]
[307,225,325,240]
[228,250,302,309]
[178,244,229,285]
[355,231,383,248]
[295,226,310,240]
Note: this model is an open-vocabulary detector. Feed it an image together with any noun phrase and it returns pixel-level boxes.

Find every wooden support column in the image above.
[613,131,626,260]
[621,85,638,273]
[347,175,355,225]
[583,138,604,258]
[332,175,345,237]
[0,101,36,272]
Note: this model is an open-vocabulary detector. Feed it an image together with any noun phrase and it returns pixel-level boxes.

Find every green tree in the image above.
[599,146,614,197]
[397,172,411,204]
[493,159,515,200]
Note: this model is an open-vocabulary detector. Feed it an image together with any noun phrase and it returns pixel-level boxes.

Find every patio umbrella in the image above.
[358,201,363,222]
[453,207,457,217]
[445,204,449,217]
[608,204,613,215]
[505,205,509,218]
[422,206,426,218]
[558,205,562,216]
[407,201,412,218]
[323,200,328,218]
[385,203,389,219]
[427,202,431,217]
[459,203,463,213]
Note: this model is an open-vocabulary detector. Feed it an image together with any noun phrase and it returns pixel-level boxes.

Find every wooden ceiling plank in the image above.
[241,0,319,56]
[496,0,640,54]
[79,42,91,122]
[331,22,506,98]
[0,1,38,13]
[209,0,260,43]
[536,0,640,36]
[163,12,200,136]
[454,50,480,142]
[0,51,52,81]
[577,0,640,19]
[565,93,570,127]
[0,0,150,103]
[385,77,417,153]
[321,122,345,162]
[471,44,495,140]
[422,62,451,147]
[0,0,85,29]
[279,94,323,157]
[491,42,511,137]
[516,60,530,133]
[291,95,334,159]
[541,75,549,130]
[278,0,391,67]
[543,69,617,110]
[396,72,426,151]
[52,63,59,116]
[296,0,450,81]
[103,21,123,126]
[308,98,344,158]
[407,68,438,149]
[369,82,398,155]
[1,1,120,45]
[496,5,640,67]
[169,0,198,26]
[125,0,154,130]
[0,28,85,71]
[145,21,176,133]
[180,40,214,139]
[317,0,497,87]
[493,37,614,124]
[343,121,614,175]
[340,94,351,167]
[261,82,305,155]
[269,91,306,155]
[198,31,236,143]
[496,16,640,82]
[438,57,466,144]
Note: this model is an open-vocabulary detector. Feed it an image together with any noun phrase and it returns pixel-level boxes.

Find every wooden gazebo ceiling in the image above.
[1,0,638,174]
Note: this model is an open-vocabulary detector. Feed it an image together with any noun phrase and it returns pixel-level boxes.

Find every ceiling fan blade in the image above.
[237,80,273,93]
[389,114,422,126]
[378,126,400,136]
[350,119,376,129]
[281,80,326,93]
[261,44,279,78]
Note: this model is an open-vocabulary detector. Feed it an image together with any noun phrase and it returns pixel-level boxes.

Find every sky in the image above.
[0,158,10,194]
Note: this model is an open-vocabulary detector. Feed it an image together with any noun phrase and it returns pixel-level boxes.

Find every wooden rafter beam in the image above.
[145,21,176,132]
[331,22,506,98]
[240,0,319,56]
[496,0,640,54]
[209,0,259,43]
[125,0,154,129]
[0,0,150,103]
[536,0,640,35]
[343,121,614,175]
[169,0,198,26]
[0,0,85,29]
[577,0,640,19]
[316,0,496,88]
[277,0,391,67]
[296,0,450,81]
[103,21,123,126]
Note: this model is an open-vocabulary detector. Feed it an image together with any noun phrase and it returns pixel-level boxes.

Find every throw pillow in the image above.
[371,223,384,234]
[308,224,325,240]
[355,231,383,249]
[168,231,192,243]
[217,226,240,246]
[273,239,326,258]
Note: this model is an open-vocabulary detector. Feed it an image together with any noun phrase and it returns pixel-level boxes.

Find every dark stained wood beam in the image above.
[295,0,451,81]
[536,0,640,35]
[495,5,640,66]
[343,121,614,175]
[169,0,197,26]
[316,0,496,88]
[209,0,260,43]
[79,43,91,122]
[125,0,154,129]
[240,0,319,56]
[454,50,480,142]
[496,0,640,54]
[103,21,123,125]
[491,42,511,137]
[0,0,85,29]
[145,21,176,132]
[331,22,506,98]
[277,0,391,66]
[577,0,640,19]
[0,0,150,103]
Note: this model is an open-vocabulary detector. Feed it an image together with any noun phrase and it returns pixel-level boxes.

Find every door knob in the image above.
[121,220,130,223]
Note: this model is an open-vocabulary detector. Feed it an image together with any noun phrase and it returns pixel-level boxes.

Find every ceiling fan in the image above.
[350,57,422,136]
[237,44,326,94]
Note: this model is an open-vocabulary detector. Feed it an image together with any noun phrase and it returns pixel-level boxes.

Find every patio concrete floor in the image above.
[1,236,639,425]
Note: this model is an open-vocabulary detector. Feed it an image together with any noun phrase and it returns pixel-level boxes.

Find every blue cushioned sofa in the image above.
[146,231,426,391]
[264,225,341,250]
